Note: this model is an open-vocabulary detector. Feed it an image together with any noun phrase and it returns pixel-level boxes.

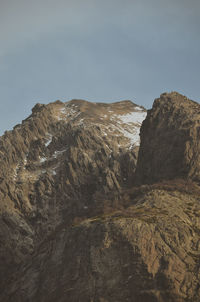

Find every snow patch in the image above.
[13,164,20,180]
[117,111,146,125]
[45,134,53,147]
[53,149,67,158]
[77,118,84,126]
[57,106,81,122]
[39,157,47,163]
[120,127,141,147]
[60,108,67,114]
[108,110,147,148]
[134,106,143,111]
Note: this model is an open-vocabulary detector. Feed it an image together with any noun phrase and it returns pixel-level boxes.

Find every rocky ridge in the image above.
[1,92,200,302]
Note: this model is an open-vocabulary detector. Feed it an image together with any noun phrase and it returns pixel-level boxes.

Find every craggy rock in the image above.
[135,92,200,184]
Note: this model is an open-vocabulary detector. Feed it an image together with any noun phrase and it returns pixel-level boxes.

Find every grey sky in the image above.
[0,0,200,134]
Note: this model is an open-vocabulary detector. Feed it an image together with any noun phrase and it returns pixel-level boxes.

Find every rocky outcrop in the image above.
[135,92,200,184]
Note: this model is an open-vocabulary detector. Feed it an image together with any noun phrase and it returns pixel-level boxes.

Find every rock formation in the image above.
[135,92,200,184]
[1,93,200,302]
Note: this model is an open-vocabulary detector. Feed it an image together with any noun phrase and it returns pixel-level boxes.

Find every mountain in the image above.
[1,93,200,302]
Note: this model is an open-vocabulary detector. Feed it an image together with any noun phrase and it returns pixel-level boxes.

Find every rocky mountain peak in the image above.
[2,93,200,302]
[135,92,200,184]
[0,98,146,293]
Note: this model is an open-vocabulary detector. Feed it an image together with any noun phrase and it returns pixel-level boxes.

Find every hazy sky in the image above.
[0,0,200,134]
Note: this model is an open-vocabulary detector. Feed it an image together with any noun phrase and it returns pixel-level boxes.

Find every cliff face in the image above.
[1,93,200,302]
[135,92,200,184]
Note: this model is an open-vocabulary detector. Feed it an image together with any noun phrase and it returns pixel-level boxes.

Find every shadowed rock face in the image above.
[1,93,200,302]
[135,92,200,184]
